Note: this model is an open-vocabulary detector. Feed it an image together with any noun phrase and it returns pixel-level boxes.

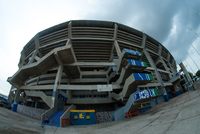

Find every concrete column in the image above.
[34,34,42,57]
[141,33,146,48]
[28,34,41,64]
[158,46,172,78]
[179,62,193,87]
[109,23,118,61]
[68,21,72,39]
[114,41,122,58]
[142,34,167,100]
[18,51,26,67]
[14,89,20,103]
[145,51,168,100]
[51,65,63,108]
[12,89,21,112]
[160,58,172,78]
[35,101,38,108]
[113,23,118,40]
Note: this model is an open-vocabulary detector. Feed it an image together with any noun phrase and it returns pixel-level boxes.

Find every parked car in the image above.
[0,98,11,109]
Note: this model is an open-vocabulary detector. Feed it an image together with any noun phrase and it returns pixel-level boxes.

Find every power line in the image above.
[191,43,200,58]
[188,54,199,71]
[184,60,195,74]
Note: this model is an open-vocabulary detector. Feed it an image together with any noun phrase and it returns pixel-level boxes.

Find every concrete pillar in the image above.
[109,23,118,61]
[14,89,20,103]
[51,65,63,108]
[158,46,172,78]
[114,41,122,58]
[12,89,21,112]
[28,34,41,64]
[179,62,193,90]
[142,34,168,101]
[113,24,118,40]
[141,33,146,48]
[18,51,26,67]
[68,21,72,39]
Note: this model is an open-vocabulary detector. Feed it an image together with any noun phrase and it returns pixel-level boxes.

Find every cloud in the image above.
[84,0,200,61]
[1,0,200,95]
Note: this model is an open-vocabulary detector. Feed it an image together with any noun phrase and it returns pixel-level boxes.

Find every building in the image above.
[8,20,180,126]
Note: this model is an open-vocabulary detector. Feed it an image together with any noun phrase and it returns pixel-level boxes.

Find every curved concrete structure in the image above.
[8,20,179,125]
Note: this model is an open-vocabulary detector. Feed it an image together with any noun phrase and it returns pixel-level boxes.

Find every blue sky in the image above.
[1,0,200,96]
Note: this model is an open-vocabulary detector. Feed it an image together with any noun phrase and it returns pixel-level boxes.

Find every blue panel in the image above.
[70,111,96,125]
[123,48,142,56]
[134,88,159,101]
[128,59,145,67]
[135,60,141,66]
[12,103,18,112]
[133,73,153,81]
[49,111,64,127]
[133,73,146,80]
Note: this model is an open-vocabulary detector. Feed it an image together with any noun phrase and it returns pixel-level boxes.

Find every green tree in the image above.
[188,72,194,78]
[196,70,200,77]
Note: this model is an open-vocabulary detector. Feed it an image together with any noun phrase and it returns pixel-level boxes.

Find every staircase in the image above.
[25,91,52,108]
[113,87,160,121]
[113,93,135,121]
[49,111,64,127]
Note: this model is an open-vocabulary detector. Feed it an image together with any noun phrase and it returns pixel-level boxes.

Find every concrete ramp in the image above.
[114,87,160,121]
[113,92,135,121]
[25,91,52,108]
[112,73,153,100]
[9,44,80,87]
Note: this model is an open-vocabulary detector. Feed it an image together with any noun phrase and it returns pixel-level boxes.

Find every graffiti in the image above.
[127,59,148,67]
[134,88,159,101]
[123,48,142,56]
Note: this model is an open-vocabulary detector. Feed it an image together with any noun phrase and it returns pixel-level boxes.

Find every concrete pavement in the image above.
[0,89,200,134]
[45,89,200,134]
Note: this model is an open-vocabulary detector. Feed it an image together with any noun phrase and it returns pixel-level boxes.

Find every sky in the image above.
[0,0,200,96]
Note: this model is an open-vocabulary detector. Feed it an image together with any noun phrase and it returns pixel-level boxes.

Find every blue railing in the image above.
[133,73,153,81]
[123,48,142,56]
[127,59,148,67]
[134,88,159,101]
[49,111,64,127]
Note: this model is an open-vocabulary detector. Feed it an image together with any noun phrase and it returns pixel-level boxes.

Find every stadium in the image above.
[7,20,180,126]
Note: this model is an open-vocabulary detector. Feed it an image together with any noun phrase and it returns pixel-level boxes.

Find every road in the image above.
[0,89,200,134]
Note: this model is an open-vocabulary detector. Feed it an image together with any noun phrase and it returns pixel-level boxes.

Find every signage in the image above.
[97,84,112,92]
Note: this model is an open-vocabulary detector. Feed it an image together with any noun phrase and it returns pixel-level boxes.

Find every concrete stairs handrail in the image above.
[25,91,52,108]
[113,92,135,121]
[60,105,76,126]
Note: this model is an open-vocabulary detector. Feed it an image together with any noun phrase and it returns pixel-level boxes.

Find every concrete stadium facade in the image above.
[8,20,179,125]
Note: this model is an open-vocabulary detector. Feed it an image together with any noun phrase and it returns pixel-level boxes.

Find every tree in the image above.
[196,70,200,77]
[188,72,194,79]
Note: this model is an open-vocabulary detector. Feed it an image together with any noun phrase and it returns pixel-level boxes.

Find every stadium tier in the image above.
[7,20,180,126]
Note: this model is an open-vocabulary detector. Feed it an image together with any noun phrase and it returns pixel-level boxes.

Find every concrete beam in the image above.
[52,65,63,108]
[68,21,72,39]
[114,41,122,58]
[160,58,172,78]
[143,48,167,95]
[66,62,116,66]
[67,98,114,104]
[20,84,122,91]
[28,34,41,64]
[141,33,146,48]
[113,23,118,40]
